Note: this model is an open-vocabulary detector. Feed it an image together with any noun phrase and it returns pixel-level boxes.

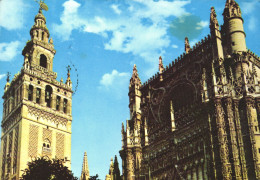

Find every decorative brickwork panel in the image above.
[1,137,7,179]
[28,124,39,157]
[28,106,68,126]
[43,128,52,142]
[7,131,13,174]
[56,132,65,159]
[13,126,19,174]
[2,108,21,134]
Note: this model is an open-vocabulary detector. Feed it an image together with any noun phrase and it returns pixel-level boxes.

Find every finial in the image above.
[159,56,164,73]
[60,78,63,83]
[121,122,124,131]
[66,65,72,86]
[130,64,141,87]
[210,7,219,31]
[67,65,71,78]
[6,72,10,82]
[185,37,190,53]
[49,38,53,44]
[34,0,49,12]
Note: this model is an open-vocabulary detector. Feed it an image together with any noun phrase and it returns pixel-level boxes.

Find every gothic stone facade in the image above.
[0,9,73,180]
[120,1,260,179]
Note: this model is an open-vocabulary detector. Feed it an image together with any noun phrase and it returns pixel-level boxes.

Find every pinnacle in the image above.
[185,37,190,54]
[159,56,164,73]
[130,64,141,87]
[80,151,89,180]
[210,6,219,28]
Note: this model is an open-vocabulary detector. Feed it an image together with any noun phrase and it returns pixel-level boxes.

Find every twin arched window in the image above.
[43,139,51,153]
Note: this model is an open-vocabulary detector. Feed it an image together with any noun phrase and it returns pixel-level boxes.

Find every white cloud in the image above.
[99,70,130,98]
[100,70,129,88]
[196,20,209,30]
[52,0,86,40]
[53,0,191,75]
[111,4,121,15]
[0,74,6,81]
[0,0,27,30]
[0,41,21,61]
[248,16,256,31]
[172,44,178,48]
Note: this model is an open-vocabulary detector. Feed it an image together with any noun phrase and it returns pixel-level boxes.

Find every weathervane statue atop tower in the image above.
[34,0,48,12]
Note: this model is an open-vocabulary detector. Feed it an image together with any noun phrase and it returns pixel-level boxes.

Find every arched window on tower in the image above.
[45,85,52,107]
[56,96,61,111]
[63,99,68,113]
[42,32,44,41]
[40,54,47,69]
[28,85,33,101]
[36,88,41,104]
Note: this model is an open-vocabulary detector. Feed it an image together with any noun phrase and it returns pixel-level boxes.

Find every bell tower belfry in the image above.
[0,5,73,180]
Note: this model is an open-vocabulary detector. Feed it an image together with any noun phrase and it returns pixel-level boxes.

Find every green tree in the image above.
[20,157,78,180]
[89,174,101,180]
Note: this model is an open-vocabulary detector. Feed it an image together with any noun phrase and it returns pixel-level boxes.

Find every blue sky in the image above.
[0,0,259,179]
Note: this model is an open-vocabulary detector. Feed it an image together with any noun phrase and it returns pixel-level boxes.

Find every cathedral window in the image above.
[28,85,33,101]
[56,96,61,111]
[42,32,44,41]
[63,99,68,113]
[36,88,41,104]
[40,54,47,68]
[45,85,52,107]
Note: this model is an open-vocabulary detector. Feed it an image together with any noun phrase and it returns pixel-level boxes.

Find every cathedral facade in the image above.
[120,0,260,179]
[0,8,73,180]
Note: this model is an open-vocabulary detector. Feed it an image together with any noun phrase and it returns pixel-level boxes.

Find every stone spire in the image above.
[109,158,114,175]
[113,155,121,180]
[130,64,141,88]
[80,152,90,180]
[185,37,190,53]
[210,7,219,30]
[210,6,224,60]
[129,64,142,119]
